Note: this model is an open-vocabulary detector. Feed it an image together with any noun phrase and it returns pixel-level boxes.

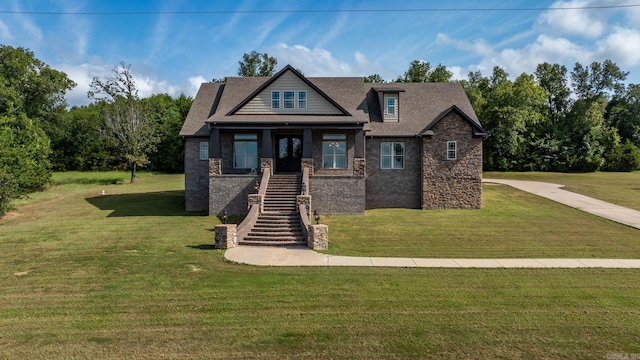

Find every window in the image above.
[380,142,404,169]
[271,91,280,109]
[234,134,258,168]
[298,91,307,109]
[199,142,208,160]
[322,134,347,169]
[447,141,457,160]
[283,91,295,109]
[386,96,396,115]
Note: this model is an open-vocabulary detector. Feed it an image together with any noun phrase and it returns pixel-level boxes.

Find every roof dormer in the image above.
[374,87,405,122]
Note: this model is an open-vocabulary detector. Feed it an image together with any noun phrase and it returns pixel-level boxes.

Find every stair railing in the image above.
[298,167,311,241]
[236,167,270,242]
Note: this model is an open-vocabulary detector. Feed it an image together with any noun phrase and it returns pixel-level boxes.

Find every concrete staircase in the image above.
[240,174,306,246]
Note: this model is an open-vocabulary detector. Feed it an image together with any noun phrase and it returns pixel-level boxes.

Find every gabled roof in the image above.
[421,105,488,137]
[364,82,484,137]
[179,66,485,138]
[227,65,351,116]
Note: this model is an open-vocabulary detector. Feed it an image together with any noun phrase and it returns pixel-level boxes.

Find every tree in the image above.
[0,45,75,124]
[364,74,385,83]
[0,113,52,216]
[571,60,628,100]
[145,93,193,173]
[88,63,158,183]
[534,62,571,123]
[237,51,278,77]
[397,60,453,83]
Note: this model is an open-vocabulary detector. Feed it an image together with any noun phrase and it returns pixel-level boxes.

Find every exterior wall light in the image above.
[314,210,320,225]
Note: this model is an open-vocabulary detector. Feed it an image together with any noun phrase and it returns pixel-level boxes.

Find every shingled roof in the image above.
[179,66,485,138]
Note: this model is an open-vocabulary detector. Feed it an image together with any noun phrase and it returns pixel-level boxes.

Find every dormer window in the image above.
[387,96,396,115]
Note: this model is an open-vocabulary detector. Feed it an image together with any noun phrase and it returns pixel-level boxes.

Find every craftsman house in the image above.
[179,65,487,245]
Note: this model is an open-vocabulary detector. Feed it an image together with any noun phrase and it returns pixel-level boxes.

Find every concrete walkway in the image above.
[483,179,640,230]
[224,179,640,268]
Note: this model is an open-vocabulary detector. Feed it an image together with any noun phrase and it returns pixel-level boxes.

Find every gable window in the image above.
[447,141,457,160]
[199,142,208,160]
[271,91,280,109]
[283,91,295,109]
[298,91,307,109]
[234,134,258,169]
[386,96,396,115]
[381,142,404,169]
[322,134,347,169]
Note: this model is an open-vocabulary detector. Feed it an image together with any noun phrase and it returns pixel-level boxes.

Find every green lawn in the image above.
[1,172,639,359]
[484,171,640,211]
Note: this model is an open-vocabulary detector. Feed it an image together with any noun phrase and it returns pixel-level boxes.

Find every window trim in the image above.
[283,90,295,109]
[380,141,404,169]
[233,134,258,169]
[386,96,396,115]
[298,91,307,109]
[322,134,347,169]
[271,91,280,109]
[447,141,457,160]
[199,142,208,161]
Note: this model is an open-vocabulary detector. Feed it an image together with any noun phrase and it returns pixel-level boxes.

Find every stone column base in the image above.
[215,224,237,249]
[301,158,314,175]
[209,158,222,176]
[260,158,273,173]
[307,224,328,250]
[353,158,365,176]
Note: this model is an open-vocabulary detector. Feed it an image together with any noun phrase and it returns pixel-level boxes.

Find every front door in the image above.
[275,136,302,173]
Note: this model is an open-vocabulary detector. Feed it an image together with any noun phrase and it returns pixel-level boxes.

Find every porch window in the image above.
[381,142,404,169]
[447,141,457,160]
[283,91,295,109]
[271,91,280,109]
[323,134,346,169]
[234,134,258,169]
[298,91,307,109]
[199,142,208,160]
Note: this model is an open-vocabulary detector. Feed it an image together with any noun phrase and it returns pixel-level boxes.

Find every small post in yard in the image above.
[314,210,320,225]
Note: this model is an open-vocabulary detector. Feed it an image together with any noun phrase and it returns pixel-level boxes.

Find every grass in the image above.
[484,171,640,211]
[1,172,640,359]
[323,183,640,258]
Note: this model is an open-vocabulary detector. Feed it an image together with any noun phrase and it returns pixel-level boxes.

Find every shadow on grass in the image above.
[186,244,217,250]
[86,191,208,217]
[55,177,127,186]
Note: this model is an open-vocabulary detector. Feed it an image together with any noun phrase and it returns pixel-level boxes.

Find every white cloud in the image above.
[270,44,353,76]
[0,20,12,41]
[537,0,606,39]
[188,76,208,96]
[436,34,493,57]
[597,27,640,66]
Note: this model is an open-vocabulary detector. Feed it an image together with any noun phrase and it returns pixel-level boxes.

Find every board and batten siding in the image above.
[236,72,342,115]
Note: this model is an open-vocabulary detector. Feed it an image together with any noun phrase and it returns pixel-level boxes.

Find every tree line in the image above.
[2,47,640,216]
[0,45,191,215]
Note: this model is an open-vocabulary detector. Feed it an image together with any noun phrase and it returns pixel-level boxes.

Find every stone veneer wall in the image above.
[309,176,365,214]
[209,175,260,215]
[422,113,483,209]
[184,138,210,211]
[365,137,422,209]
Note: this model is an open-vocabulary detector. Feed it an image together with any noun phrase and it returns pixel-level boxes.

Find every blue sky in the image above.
[2,0,640,106]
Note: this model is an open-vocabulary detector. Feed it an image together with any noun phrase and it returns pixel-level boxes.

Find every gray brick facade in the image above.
[365,137,422,209]
[184,138,209,211]
[310,176,365,214]
[209,175,260,215]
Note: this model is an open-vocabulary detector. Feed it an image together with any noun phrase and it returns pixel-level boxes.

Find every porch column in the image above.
[209,127,221,158]
[353,128,365,176]
[260,129,273,172]
[301,128,314,174]
[209,127,222,175]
